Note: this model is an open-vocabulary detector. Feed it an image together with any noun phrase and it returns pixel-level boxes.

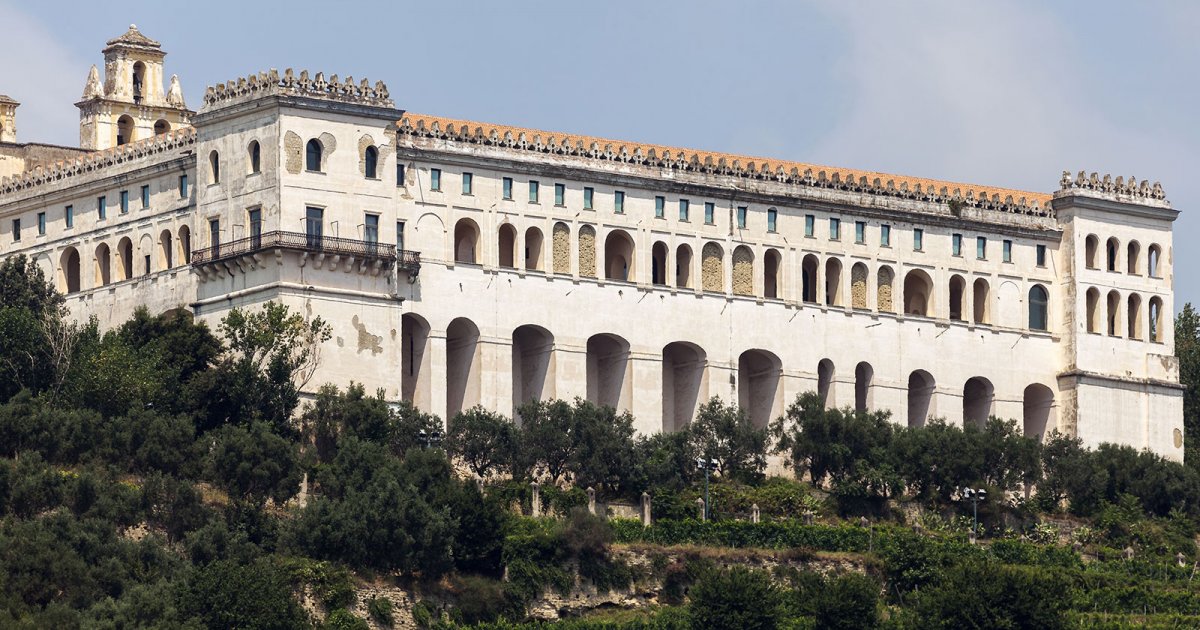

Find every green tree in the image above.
[205,422,301,507]
[568,399,640,497]
[772,392,895,493]
[1176,303,1200,468]
[689,566,782,630]
[913,561,1068,630]
[176,558,309,630]
[0,255,71,404]
[690,397,768,482]
[446,406,516,478]
[515,399,576,482]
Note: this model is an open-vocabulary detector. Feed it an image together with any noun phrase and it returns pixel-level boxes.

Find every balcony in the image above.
[190,230,420,275]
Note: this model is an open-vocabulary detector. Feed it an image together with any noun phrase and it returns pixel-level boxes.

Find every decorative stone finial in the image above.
[82,65,102,100]
[167,74,186,108]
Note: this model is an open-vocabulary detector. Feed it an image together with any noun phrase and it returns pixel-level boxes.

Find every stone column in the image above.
[427,330,449,422]
[697,497,707,521]
[587,487,596,516]
[554,343,588,403]
[641,492,652,527]
[751,503,760,524]
[630,350,663,435]
[480,335,512,419]
[530,481,541,518]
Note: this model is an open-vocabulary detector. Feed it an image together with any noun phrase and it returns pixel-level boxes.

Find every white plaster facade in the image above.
[0,30,1183,460]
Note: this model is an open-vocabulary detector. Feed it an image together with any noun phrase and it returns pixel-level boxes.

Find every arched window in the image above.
[732,246,753,296]
[851,263,868,309]
[801,254,819,303]
[208,151,220,185]
[154,119,170,135]
[364,145,378,179]
[973,278,990,324]
[1106,290,1121,337]
[117,237,134,281]
[117,115,135,146]
[1127,241,1141,275]
[675,244,693,288]
[1106,237,1120,272]
[1127,293,1143,340]
[877,265,894,312]
[159,229,174,270]
[305,139,323,172]
[903,269,933,316]
[1149,297,1164,343]
[825,258,843,306]
[59,247,81,294]
[525,227,544,271]
[764,249,782,300]
[701,242,724,292]
[453,218,480,264]
[248,140,261,174]
[1028,285,1049,331]
[498,224,517,268]
[949,275,965,321]
[1148,244,1162,278]
[1084,234,1099,270]
[132,61,146,103]
[1085,287,1100,334]
[94,243,111,286]
[651,242,668,286]
[179,225,192,264]
[605,230,636,282]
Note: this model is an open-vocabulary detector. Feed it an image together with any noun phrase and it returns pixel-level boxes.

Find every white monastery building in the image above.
[0,27,1184,460]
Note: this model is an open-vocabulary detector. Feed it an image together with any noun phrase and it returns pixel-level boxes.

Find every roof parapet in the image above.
[1056,170,1169,207]
[200,69,393,113]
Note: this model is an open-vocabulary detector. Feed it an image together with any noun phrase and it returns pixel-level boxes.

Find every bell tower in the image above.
[76,24,193,151]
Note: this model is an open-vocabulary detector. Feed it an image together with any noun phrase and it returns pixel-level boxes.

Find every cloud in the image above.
[0,3,87,146]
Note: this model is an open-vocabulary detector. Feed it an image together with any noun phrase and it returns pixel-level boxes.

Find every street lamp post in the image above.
[417,428,443,450]
[962,487,987,543]
[695,458,719,521]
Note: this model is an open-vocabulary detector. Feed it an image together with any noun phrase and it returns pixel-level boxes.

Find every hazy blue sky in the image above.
[3,1,1197,308]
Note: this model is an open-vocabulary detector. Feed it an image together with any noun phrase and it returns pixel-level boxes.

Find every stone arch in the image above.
[1148,244,1162,277]
[524,226,544,271]
[1106,237,1120,272]
[154,119,170,136]
[701,242,724,292]
[1085,234,1099,269]
[973,278,990,324]
[453,217,480,264]
[949,274,965,321]
[586,333,631,410]
[401,313,432,411]
[1106,289,1121,336]
[132,61,146,102]
[117,236,134,281]
[1127,293,1143,339]
[877,265,894,312]
[208,150,220,185]
[363,145,379,179]
[138,234,153,276]
[1029,284,1049,331]
[498,223,517,268]
[732,245,754,296]
[854,362,873,413]
[1023,384,1055,441]
[552,222,570,273]
[94,242,112,287]
[247,140,261,174]
[59,247,80,294]
[513,324,555,415]
[903,269,933,316]
[651,241,668,286]
[1150,296,1164,342]
[178,225,192,264]
[764,248,782,299]
[158,229,174,270]
[446,317,482,419]
[306,138,323,172]
[962,376,994,429]
[663,341,707,432]
[801,254,819,303]
[676,244,693,288]
[738,349,782,429]
[825,257,843,306]
[817,359,835,408]
[117,114,135,146]
[1085,287,1100,333]
[578,225,597,278]
[1127,241,1141,275]
[604,229,635,281]
[850,262,868,309]
[907,370,936,428]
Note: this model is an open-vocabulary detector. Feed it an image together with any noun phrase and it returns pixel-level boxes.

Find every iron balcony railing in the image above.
[190,229,420,272]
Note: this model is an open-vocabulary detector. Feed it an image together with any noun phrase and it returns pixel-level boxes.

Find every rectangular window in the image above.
[855,221,866,244]
[977,236,987,260]
[11,219,19,242]
[1003,239,1013,263]
[1036,244,1046,267]
[179,174,188,198]
[614,191,625,214]
[736,206,748,229]
[554,183,565,206]
[767,208,777,233]
[141,185,150,209]
[120,190,129,214]
[97,196,107,220]
[305,207,324,247]
[364,213,379,244]
[396,221,406,251]
[913,228,924,251]
[880,224,891,247]
[529,180,539,203]
[583,187,594,210]
[952,233,963,257]
[704,202,715,225]
[502,177,513,200]
[805,214,815,237]
[396,163,406,187]
[209,218,220,251]
[679,199,690,222]
[655,196,665,218]
[65,205,73,229]
[248,208,262,247]
[829,218,840,240]
[143,255,150,276]
[37,212,46,236]
[430,168,441,191]
[461,172,473,195]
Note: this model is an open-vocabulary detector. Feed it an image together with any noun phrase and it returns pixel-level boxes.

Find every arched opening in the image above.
[94,243,111,287]
[877,265,894,312]
[764,249,782,299]
[1106,290,1121,337]
[178,225,192,264]
[738,349,782,429]
[1029,284,1049,331]
[1085,287,1100,333]
[701,242,724,292]
[732,245,754,296]
[453,218,480,264]
[512,325,555,416]
[802,254,819,303]
[578,225,597,278]
[1127,293,1143,339]
[498,224,517,268]
[663,341,707,432]
[586,333,631,411]
[138,234,153,276]
[854,362,873,413]
[1127,241,1141,275]
[972,278,990,324]
[132,61,146,103]
[1106,237,1120,272]
[1149,296,1164,342]
[59,247,80,294]
[401,314,432,411]
[850,262,868,309]
[208,151,220,185]
[117,115,135,146]
[153,119,170,135]
[1085,234,1099,269]
[552,222,570,273]
[825,258,843,306]
[907,370,936,428]
[1023,384,1055,441]
[949,274,965,321]
[817,359,835,408]
[248,140,261,174]
[117,237,134,281]
[903,269,933,316]
[675,244,693,288]
[446,317,481,419]
[604,229,635,281]
[962,377,994,429]
[305,138,323,172]
[1148,244,1162,278]
[364,145,378,179]
[158,229,173,270]
[651,241,668,286]
[524,227,544,271]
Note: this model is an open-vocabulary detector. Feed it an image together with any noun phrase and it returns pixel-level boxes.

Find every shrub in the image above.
[688,566,783,630]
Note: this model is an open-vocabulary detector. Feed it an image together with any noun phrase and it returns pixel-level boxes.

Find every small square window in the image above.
[11,219,20,242]
[178,174,188,198]
[913,228,923,251]
[977,236,987,260]
[120,190,129,214]
[554,183,565,206]
[880,224,891,247]
[430,168,441,191]
[1036,244,1047,267]
[502,177,513,200]
[805,214,815,237]
[396,163,406,187]
[65,205,74,229]
[767,208,777,233]
[462,172,473,195]
[1003,239,1013,263]
[37,212,45,236]
[829,218,840,241]
[654,196,665,218]
[855,221,866,244]
[98,196,107,220]
[141,185,150,209]
[952,233,963,257]
[529,180,540,203]
[614,191,625,214]
[679,199,690,222]
[704,202,715,225]
[736,206,748,229]
[583,187,594,210]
